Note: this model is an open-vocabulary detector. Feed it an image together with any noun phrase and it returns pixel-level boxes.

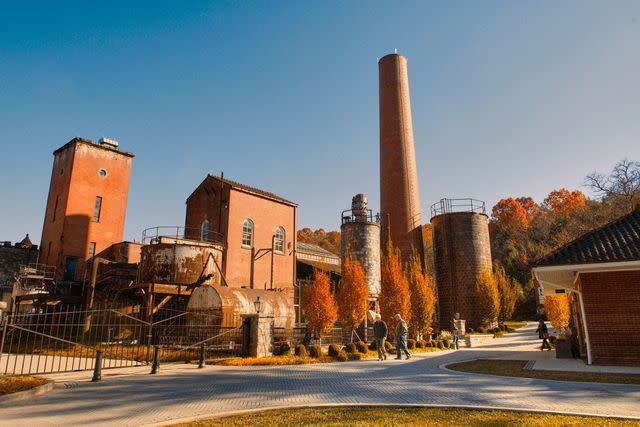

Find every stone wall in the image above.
[340,221,381,297]
[431,212,492,329]
[0,245,39,299]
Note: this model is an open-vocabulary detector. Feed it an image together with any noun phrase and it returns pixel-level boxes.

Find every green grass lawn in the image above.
[447,359,640,385]
[0,376,48,395]
[172,407,640,426]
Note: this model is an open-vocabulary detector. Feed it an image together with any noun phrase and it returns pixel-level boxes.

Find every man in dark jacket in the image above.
[394,313,411,360]
[536,319,552,351]
[373,314,388,361]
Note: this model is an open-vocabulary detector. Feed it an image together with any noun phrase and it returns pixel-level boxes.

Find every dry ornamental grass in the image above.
[0,376,48,395]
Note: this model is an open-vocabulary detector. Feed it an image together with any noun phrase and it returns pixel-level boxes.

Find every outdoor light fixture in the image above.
[254,296,263,314]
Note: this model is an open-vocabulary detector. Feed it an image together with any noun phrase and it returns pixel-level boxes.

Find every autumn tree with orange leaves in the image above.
[475,269,500,325]
[407,252,436,339]
[379,241,411,333]
[302,270,337,339]
[543,295,570,333]
[336,255,369,339]
[543,188,586,216]
[491,197,530,231]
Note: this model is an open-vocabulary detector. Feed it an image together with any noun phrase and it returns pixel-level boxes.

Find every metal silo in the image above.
[430,199,492,329]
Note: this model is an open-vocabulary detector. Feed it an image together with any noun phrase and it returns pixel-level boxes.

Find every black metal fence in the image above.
[0,304,244,377]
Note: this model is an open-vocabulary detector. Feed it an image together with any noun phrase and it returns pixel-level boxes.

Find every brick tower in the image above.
[379,53,424,265]
[40,137,134,282]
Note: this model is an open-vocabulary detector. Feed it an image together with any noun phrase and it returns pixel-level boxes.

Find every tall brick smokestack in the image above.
[379,53,424,265]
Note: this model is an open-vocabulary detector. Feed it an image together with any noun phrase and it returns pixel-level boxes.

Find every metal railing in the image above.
[18,264,56,281]
[0,304,243,376]
[341,209,383,225]
[430,198,486,218]
[141,226,224,245]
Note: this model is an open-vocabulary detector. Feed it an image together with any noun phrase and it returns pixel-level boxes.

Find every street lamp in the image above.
[254,296,263,314]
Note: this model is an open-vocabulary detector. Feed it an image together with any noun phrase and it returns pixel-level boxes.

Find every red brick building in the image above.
[185,174,297,294]
[39,137,134,282]
[533,207,640,366]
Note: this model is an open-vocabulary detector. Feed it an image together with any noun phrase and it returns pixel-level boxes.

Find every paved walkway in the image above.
[2,324,640,426]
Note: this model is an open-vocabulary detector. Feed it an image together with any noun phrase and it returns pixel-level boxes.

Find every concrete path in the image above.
[2,323,639,426]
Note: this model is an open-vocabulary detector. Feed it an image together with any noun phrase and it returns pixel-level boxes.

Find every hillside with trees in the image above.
[297,228,341,255]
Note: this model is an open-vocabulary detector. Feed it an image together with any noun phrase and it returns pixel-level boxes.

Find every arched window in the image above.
[274,227,285,254]
[242,219,254,248]
[201,220,210,242]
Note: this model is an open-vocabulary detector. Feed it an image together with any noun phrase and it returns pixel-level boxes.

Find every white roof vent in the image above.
[99,137,119,148]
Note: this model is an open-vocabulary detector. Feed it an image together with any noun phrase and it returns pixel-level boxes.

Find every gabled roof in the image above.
[536,206,640,267]
[17,234,33,248]
[188,174,297,207]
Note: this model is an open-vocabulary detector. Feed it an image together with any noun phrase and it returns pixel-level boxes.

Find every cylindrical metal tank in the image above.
[430,199,492,329]
[139,240,224,286]
[341,194,382,297]
[186,285,294,329]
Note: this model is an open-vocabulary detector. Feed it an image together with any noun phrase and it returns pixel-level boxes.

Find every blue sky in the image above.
[1,1,639,244]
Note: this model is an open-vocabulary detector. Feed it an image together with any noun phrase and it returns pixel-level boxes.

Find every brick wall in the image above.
[185,176,296,294]
[379,54,424,265]
[40,139,133,281]
[579,271,640,366]
[431,212,493,329]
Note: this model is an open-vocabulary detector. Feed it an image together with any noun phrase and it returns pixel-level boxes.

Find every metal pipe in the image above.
[270,235,275,290]
[250,247,255,289]
[83,257,113,335]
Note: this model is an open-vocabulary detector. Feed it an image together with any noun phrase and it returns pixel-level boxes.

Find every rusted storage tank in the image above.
[187,285,294,330]
[139,236,224,286]
[430,199,492,329]
[340,194,381,297]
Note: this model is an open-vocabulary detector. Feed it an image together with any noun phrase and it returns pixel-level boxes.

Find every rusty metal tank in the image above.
[139,236,224,286]
[187,285,294,329]
[430,198,492,329]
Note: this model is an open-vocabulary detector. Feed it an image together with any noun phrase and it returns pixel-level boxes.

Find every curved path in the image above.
[2,324,639,426]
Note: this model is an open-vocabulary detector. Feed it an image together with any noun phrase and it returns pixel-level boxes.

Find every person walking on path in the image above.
[451,313,461,350]
[394,313,411,360]
[536,319,552,351]
[373,314,388,361]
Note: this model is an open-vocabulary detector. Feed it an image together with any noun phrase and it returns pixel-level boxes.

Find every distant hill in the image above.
[297,228,341,255]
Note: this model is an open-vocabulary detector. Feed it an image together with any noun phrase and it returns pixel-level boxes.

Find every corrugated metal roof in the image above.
[536,206,640,267]
[297,242,339,257]
[296,258,342,274]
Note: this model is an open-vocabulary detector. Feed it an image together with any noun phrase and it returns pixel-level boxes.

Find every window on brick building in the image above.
[52,195,59,222]
[274,227,285,254]
[88,242,96,260]
[242,219,253,248]
[201,221,210,242]
[93,196,102,222]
